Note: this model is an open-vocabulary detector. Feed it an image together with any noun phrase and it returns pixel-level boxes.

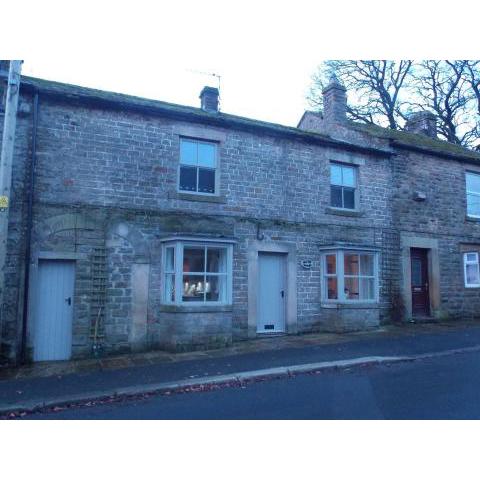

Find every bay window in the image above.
[322,249,378,302]
[162,238,233,305]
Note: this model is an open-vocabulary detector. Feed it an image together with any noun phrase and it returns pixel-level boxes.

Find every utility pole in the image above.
[0,60,22,354]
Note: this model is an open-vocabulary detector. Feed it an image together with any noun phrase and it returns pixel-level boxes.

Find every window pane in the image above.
[344,277,359,300]
[466,264,480,285]
[330,185,343,208]
[165,247,175,273]
[360,277,375,300]
[360,254,374,276]
[164,274,175,303]
[198,168,216,194]
[183,248,205,273]
[466,173,480,193]
[343,187,355,209]
[467,193,480,216]
[344,254,359,275]
[179,166,197,192]
[330,164,342,185]
[342,166,355,187]
[326,254,336,274]
[182,274,205,302]
[207,248,227,273]
[206,275,226,302]
[466,253,478,263]
[197,142,216,168]
[411,258,422,287]
[180,140,197,166]
[327,277,338,299]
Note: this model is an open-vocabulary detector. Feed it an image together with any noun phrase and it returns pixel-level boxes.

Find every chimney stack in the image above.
[405,111,437,138]
[199,86,219,112]
[322,74,347,125]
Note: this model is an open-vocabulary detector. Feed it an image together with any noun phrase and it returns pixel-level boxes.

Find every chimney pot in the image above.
[199,86,219,112]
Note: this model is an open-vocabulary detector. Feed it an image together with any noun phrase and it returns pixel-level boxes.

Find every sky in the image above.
[17,1,330,127]
[21,51,318,128]
[5,1,480,128]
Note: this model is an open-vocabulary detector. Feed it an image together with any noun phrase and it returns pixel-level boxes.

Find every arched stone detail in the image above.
[33,212,101,244]
[106,221,152,262]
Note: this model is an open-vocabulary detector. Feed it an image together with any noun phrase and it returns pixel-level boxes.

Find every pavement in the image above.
[1,320,480,417]
[30,348,480,420]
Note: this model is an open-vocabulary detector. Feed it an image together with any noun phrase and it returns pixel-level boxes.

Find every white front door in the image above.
[34,260,75,361]
[257,252,286,333]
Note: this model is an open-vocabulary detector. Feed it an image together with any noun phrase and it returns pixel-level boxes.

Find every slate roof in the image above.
[349,122,480,163]
[15,75,480,164]
[17,75,390,158]
[298,110,480,163]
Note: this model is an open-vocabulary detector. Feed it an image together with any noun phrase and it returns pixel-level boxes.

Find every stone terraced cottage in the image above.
[1,67,480,363]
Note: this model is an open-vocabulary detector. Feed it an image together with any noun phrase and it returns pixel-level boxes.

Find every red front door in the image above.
[411,248,430,316]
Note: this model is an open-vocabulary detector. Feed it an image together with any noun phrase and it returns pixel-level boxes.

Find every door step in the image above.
[410,316,436,324]
[257,332,287,337]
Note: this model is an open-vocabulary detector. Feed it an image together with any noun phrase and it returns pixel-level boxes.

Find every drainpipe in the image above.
[20,91,39,364]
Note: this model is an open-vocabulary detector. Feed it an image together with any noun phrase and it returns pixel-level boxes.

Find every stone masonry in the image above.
[0,72,479,363]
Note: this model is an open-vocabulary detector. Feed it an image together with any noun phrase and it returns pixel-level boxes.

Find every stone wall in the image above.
[1,84,480,362]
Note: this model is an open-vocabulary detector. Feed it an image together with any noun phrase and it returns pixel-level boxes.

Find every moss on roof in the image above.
[18,76,344,143]
[17,75,393,158]
[23,75,477,162]
[349,122,480,162]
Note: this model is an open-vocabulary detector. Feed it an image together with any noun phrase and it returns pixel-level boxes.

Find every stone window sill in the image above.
[159,304,233,313]
[466,215,480,223]
[321,302,379,310]
[325,206,364,217]
[168,191,227,204]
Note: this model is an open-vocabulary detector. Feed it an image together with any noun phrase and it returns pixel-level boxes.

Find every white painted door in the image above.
[34,260,75,361]
[257,253,286,333]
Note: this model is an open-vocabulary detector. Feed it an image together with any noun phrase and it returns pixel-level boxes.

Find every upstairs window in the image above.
[179,138,217,195]
[464,252,480,288]
[466,172,480,218]
[330,163,357,210]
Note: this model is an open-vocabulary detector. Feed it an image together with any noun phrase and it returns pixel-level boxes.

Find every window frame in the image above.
[464,251,480,288]
[178,137,219,197]
[161,239,233,306]
[466,171,480,219]
[330,162,358,211]
[321,249,379,304]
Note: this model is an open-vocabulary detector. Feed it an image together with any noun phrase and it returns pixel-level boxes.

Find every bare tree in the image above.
[307,60,480,149]
[465,61,480,116]
[410,60,477,147]
[307,60,413,129]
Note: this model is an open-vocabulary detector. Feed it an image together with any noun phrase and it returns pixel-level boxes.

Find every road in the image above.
[27,349,480,419]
